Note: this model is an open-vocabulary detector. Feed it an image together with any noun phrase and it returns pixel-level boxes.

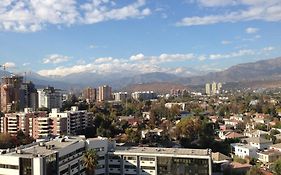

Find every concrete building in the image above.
[37,86,62,109]
[98,85,112,102]
[19,81,38,111]
[0,136,108,175]
[1,107,92,139]
[0,136,212,175]
[108,147,212,175]
[131,91,157,101]
[165,102,186,111]
[0,75,23,112]
[232,143,258,159]
[82,87,97,103]
[205,83,211,95]
[0,110,48,138]
[49,106,93,136]
[211,82,217,95]
[113,92,128,101]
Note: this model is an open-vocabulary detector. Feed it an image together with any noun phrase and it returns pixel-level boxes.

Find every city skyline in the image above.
[0,0,280,77]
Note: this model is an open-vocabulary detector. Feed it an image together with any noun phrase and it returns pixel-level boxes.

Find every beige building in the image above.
[82,87,97,103]
[98,85,112,102]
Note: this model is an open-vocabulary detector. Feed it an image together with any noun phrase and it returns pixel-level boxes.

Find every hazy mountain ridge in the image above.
[1,57,281,91]
[177,57,281,85]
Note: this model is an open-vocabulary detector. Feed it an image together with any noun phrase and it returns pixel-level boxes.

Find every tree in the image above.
[246,166,263,175]
[274,158,281,175]
[83,149,98,175]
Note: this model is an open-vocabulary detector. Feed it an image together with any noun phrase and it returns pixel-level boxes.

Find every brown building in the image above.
[82,87,97,103]
[0,75,23,112]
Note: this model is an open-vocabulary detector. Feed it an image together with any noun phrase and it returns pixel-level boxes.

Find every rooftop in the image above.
[244,137,272,144]
[270,143,281,149]
[2,136,84,158]
[113,147,211,157]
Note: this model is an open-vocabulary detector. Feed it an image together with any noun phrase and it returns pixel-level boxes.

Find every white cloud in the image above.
[263,46,275,51]
[0,0,151,32]
[130,53,145,61]
[221,40,231,45]
[94,57,114,64]
[37,47,274,77]
[43,54,70,64]
[3,62,16,68]
[23,62,30,66]
[177,0,281,26]
[209,49,255,60]
[245,27,259,34]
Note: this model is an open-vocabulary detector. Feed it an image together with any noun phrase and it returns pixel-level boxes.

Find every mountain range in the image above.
[1,56,281,91]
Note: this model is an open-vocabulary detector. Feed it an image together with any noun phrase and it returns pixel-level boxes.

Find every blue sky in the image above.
[0,0,280,77]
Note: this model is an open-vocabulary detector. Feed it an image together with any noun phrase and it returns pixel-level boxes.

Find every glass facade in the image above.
[157,157,209,175]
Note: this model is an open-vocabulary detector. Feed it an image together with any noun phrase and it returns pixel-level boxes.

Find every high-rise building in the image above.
[211,82,217,95]
[217,82,222,93]
[19,81,38,111]
[0,75,23,112]
[98,85,112,102]
[82,87,97,103]
[37,86,62,109]
[205,83,211,95]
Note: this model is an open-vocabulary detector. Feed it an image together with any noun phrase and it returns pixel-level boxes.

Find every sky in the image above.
[0,0,281,77]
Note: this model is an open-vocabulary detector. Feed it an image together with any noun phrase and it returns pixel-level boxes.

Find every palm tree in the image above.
[82,149,98,175]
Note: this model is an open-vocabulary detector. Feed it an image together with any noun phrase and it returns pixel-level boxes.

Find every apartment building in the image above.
[0,136,108,175]
[1,107,92,139]
[49,106,93,136]
[131,91,157,101]
[37,86,62,109]
[98,85,112,102]
[108,147,212,175]
[113,92,128,102]
[82,87,97,103]
[0,75,23,112]
[0,136,212,175]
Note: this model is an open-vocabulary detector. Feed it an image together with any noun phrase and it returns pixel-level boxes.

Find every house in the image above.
[232,143,258,158]
[224,119,239,129]
[219,131,245,140]
[244,129,268,138]
[257,150,281,163]
[141,128,164,139]
[243,137,272,150]
[269,143,281,152]
[228,162,252,175]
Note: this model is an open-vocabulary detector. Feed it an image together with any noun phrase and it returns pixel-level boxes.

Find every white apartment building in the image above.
[0,136,108,175]
[131,91,157,101]
[113,92,128,101]
[232,143,258,159]
[49,106,93,136]
[37,86,62,109]
[0,136,212,175]
[108,147,212,175]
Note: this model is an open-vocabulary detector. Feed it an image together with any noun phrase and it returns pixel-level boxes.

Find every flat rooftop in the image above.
[2,136,84,158]
[112,147,211,157]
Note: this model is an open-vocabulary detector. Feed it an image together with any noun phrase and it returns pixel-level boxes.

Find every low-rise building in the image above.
[0,136,213,175]
[257,150,281,163]
[232,143,258,159]
[243,137,272,150]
